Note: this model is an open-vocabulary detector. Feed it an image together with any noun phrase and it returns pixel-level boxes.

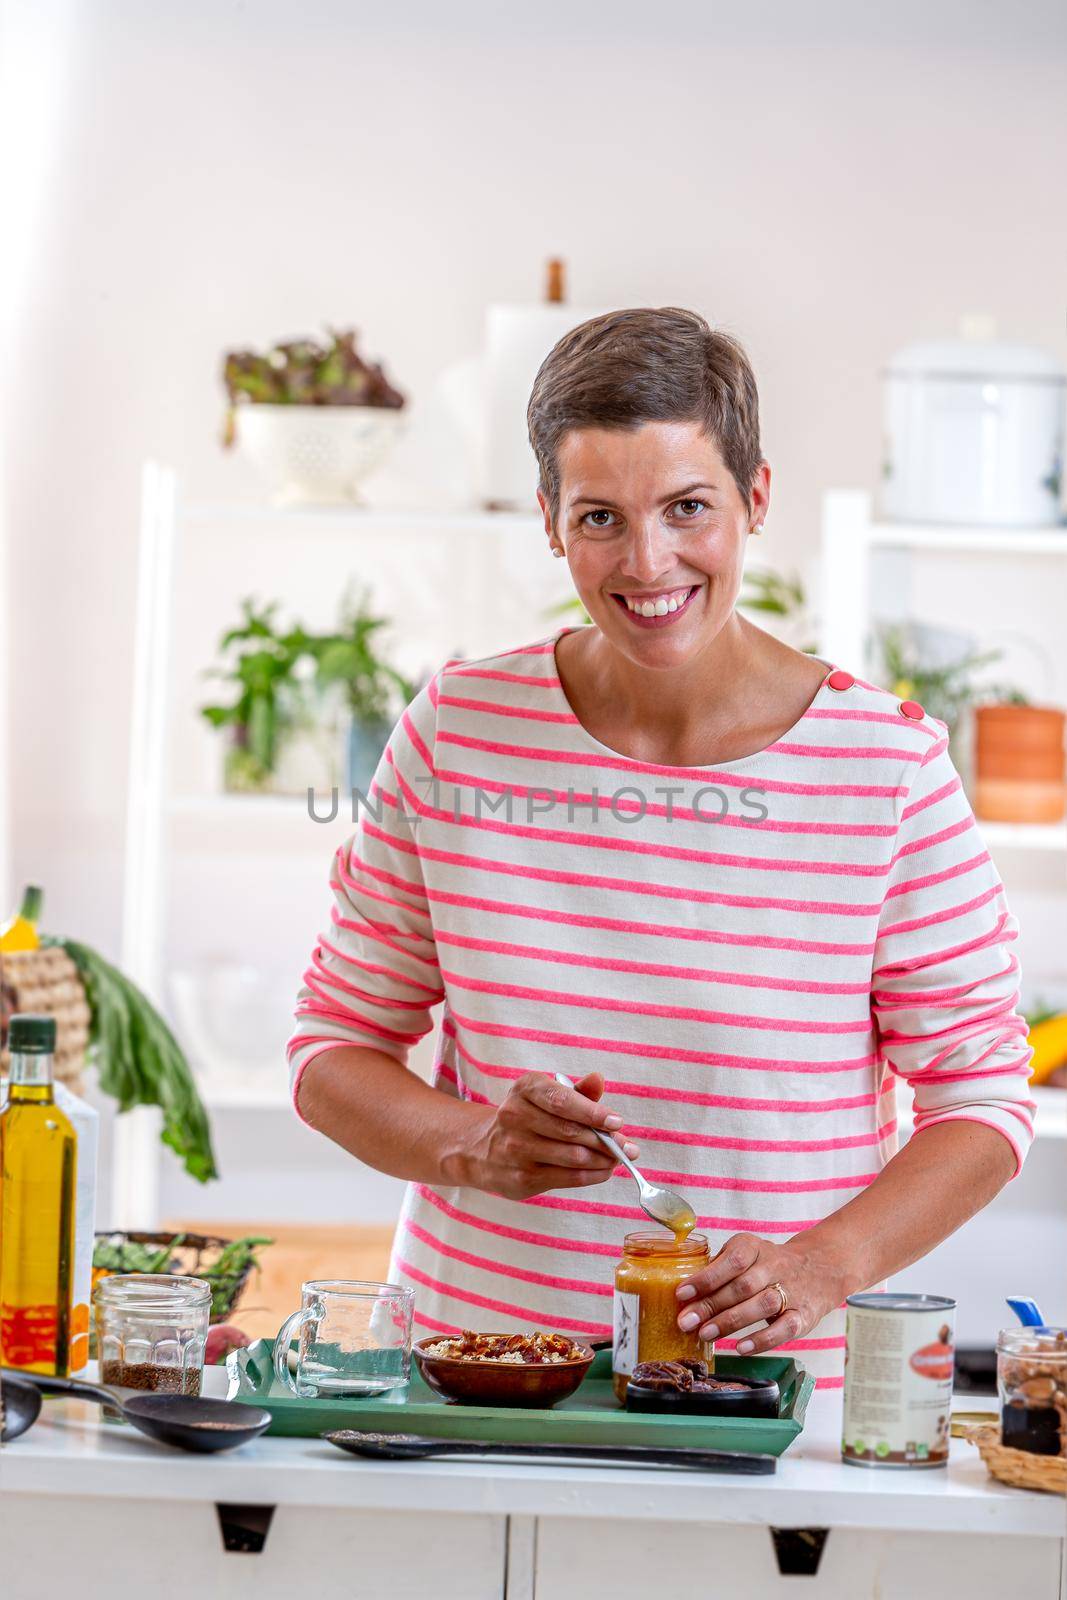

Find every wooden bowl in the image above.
[413,1336,595,1408]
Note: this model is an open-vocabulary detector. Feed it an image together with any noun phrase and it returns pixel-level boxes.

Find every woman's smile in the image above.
[609,582,703,627]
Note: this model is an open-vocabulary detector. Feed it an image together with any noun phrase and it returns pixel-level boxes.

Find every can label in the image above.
[842,1299,955,1466]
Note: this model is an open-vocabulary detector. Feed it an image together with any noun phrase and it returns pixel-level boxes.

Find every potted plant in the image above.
[312,589,417,793]
[221,327,406,506]
[974,703,1065,823]
[877,623,1028,773]
[200,600,315,793]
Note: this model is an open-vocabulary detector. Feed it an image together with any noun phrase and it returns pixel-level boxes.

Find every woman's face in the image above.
[541,420,770,669]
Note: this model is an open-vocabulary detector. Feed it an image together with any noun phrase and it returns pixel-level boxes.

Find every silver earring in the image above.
[551,546,564,558]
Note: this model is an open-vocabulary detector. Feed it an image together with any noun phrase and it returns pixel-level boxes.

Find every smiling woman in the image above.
[527,311,827,767]
[289,309,1031,1389]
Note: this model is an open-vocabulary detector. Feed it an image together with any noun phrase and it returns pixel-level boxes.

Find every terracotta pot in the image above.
[974,705,1066,823]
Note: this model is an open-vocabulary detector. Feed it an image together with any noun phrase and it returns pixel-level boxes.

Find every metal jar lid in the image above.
[846,1292,957,1312]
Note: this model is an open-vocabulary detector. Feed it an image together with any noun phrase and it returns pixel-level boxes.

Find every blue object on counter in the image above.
[1006,1296,1046,1328]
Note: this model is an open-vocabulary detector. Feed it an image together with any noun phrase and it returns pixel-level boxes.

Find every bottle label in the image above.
[612,1290,640,1375]
[1,1304,60,1368]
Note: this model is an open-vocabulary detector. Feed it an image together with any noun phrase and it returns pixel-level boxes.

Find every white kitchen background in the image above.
[4,0,1066,1339]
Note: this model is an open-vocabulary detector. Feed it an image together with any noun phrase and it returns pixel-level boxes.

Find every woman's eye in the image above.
[672,499,706,518]
[582,509,617,529]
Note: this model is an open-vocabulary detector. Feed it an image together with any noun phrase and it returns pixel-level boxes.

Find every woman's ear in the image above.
[537,488,563,556]
[748,461,771,533]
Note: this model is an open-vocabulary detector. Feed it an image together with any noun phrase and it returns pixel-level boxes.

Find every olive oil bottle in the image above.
[0,1014,77,1375]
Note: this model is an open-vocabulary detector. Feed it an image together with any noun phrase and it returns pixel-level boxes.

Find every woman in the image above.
[289,309,1032,1387]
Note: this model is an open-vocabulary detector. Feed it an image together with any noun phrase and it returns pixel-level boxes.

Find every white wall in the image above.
[8,0,1067,947]
[4,0,1067,1249]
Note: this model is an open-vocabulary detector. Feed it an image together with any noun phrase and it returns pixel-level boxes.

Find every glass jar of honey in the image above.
[613,1231,712,1401]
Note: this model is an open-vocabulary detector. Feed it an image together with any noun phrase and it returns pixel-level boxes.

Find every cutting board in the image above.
[228,1344,814,1456]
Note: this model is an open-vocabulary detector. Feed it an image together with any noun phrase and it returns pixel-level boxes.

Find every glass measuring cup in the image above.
[273,1280,414,1398]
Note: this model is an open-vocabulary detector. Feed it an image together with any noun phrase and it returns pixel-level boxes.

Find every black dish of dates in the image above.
[625,1359,780,1418]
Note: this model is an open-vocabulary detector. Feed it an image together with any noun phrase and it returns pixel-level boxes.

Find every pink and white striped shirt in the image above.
[289,627,1033,1388]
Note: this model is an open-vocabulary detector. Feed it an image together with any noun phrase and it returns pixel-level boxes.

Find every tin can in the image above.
[841,1292,956,1468]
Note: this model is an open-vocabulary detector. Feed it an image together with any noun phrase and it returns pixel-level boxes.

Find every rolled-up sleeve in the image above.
[287,681,444,1118]
[871,730,1035,1175]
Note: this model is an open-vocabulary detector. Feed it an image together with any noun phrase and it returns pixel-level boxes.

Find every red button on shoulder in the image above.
[898,699,925,720]
[826,670,855,691]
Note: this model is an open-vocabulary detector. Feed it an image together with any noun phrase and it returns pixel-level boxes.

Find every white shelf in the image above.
[197,1077,291,1111]
[169,793,356,855]
[821,491,1067,668]
[899,1086,1065,1142]
[171,793,327,815]
[182,500,1067,555]
[867,521,1067,556]
[181,500,543,537]
[1029,1087,1067,1139]
[981,820,1067,853]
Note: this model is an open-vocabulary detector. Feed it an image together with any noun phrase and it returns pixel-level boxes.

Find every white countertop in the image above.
[2,1378,1060,1538]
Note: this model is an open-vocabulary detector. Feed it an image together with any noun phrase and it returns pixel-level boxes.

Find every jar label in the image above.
[612,1290,640,1375]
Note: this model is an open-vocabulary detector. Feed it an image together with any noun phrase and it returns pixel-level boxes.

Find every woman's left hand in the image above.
[675,1231,848,1354]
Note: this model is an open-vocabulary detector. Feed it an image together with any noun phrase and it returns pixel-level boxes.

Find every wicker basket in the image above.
[92,1231,256,1324]
[0,946,90,1094]
[965,1425,1067,1495]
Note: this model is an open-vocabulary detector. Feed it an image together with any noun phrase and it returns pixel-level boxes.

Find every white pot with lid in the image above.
[881,336,1065,527]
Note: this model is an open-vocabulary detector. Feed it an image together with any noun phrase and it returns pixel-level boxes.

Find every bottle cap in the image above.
[8,1013,56,1053]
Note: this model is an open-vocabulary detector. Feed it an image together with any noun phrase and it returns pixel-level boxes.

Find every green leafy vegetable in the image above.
[198,1235,273,1320]
[92,1235,187,1275]
[221,327,405,446]
[91,1233,272,1320]
[54,939,218,1183]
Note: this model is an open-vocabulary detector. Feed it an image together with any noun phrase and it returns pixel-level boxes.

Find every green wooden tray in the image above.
[228,1343,814,1457]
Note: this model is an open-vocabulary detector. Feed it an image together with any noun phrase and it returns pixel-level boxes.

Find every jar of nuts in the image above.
[997,1327,1067,1456]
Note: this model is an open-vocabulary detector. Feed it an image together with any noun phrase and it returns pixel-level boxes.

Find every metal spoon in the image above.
[553,1072,697,1235]
[325,1429,775,1473]
[1,1368,272,1453]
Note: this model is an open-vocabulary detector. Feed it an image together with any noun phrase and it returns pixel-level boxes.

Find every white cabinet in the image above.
[535,1519,1064,1599]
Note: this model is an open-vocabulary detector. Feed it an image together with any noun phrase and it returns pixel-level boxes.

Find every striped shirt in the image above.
[289,627,1033,1388]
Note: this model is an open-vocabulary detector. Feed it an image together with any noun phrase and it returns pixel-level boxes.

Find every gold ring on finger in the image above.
[769,1281,788,1318]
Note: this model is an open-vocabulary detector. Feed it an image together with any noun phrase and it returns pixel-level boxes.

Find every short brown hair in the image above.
[527,308,762,519]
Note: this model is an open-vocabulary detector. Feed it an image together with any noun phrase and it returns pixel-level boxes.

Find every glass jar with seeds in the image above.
[94,1274,211,1399]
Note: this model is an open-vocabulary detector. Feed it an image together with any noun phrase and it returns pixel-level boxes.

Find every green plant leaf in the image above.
[53,938,218,1183]
[222,329,405,411]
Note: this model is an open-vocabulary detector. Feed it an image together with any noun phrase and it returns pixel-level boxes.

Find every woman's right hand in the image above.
[450,1070,638,1200]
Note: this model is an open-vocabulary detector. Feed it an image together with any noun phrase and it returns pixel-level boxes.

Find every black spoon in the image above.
[1,1369,272,1453]
[325,1430,776,1473]
[2,1373,43,1442]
